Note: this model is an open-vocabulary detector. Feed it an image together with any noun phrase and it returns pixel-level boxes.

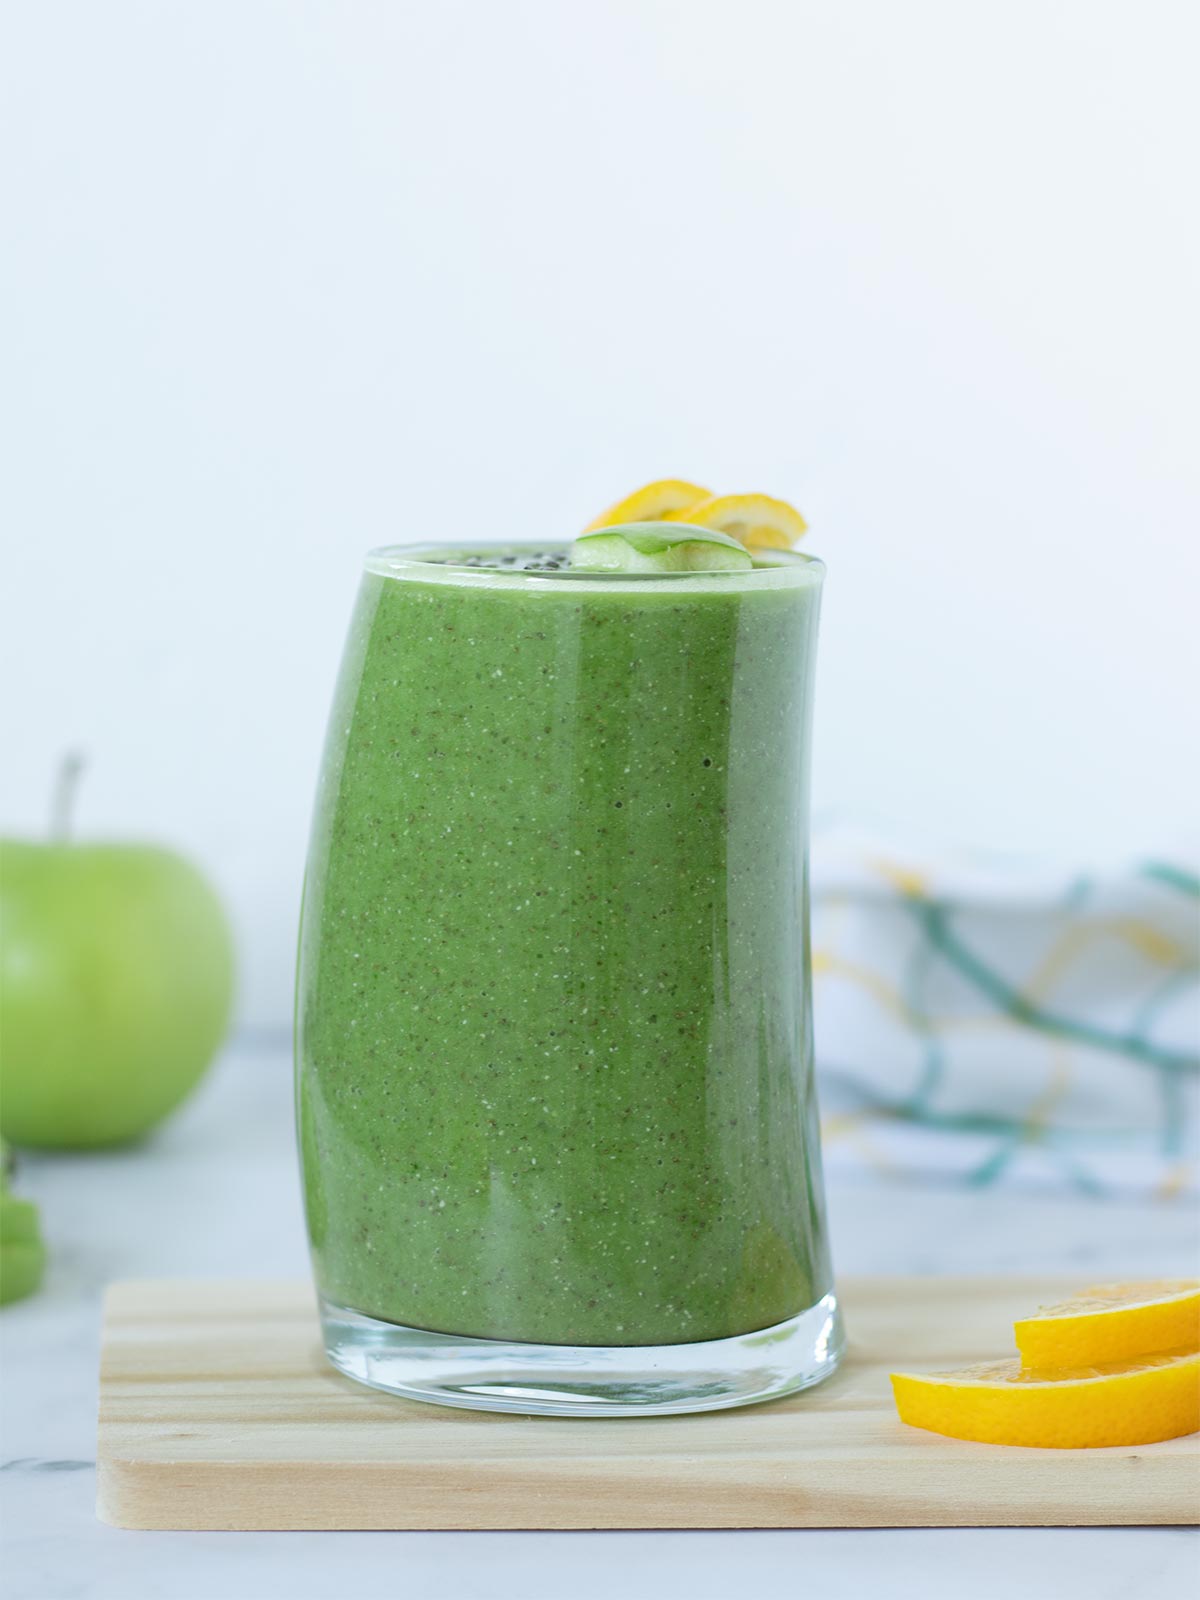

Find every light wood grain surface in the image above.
[95,1276,1199,1531]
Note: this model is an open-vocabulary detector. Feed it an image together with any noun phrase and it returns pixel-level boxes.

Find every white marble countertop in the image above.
[2,1042,1197,1600]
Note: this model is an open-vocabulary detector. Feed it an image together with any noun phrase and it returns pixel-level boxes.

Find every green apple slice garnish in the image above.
[570,521,753,573]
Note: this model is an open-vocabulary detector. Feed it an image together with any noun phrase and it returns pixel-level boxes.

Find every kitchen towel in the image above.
[811,827,1199,1197]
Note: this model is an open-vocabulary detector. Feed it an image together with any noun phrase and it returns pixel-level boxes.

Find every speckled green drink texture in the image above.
[297,547,833,1347]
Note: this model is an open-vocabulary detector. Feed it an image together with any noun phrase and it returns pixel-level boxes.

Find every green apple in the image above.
[0,837,234,1148]
[570,520,753,573]
[1,1167,46,1305]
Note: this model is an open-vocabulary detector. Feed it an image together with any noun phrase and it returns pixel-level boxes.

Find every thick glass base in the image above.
[319,1291,845,1416]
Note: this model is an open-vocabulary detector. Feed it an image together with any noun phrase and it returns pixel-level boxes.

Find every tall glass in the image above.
[296,542,844,1414]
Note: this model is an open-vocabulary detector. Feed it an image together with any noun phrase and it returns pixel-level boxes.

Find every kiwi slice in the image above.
[570,520,753,573]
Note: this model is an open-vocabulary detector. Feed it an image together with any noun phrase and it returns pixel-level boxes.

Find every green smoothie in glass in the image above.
[297,521,842,1414]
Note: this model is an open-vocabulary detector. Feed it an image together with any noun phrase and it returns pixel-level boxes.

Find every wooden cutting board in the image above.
[96,1276,1199,1530]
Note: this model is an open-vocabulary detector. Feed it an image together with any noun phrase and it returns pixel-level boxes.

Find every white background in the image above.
[3,0,1197,1028]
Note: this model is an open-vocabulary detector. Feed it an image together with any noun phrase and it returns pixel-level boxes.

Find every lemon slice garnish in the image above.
[891,1348,1200,1449]
[667,492,808,550]
[1015,1281,1200,1371]
[583,479,712,533]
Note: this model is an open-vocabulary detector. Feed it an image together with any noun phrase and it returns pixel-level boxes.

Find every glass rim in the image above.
[364,540,825,590]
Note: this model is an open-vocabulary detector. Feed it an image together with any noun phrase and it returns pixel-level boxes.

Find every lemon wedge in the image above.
[891,1349,1200,1449]
[666,492,808,550]
[583,480,712,532]
[1015,1281,1200,1371]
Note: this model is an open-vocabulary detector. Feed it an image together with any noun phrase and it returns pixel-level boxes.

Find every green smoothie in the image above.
[297,543,832,1347]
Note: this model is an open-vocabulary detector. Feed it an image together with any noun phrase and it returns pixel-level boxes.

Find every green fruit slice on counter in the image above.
[570,521,753,573]
[0,1180,46,1306]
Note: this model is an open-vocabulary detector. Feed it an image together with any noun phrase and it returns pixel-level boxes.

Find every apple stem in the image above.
[51,751,86,843]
